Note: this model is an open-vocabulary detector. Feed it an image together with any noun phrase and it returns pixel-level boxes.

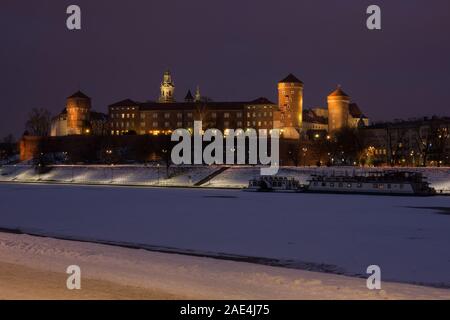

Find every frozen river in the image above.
[0,182,449,287]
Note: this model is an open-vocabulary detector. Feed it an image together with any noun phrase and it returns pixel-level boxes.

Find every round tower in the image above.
[159,70,175,103]
[66,91,91,135]
[327,86,350,133]
[278,74,304,130]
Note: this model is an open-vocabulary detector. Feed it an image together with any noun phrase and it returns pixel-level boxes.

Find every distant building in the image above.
[51,91,108,136]
[362,117,450,166]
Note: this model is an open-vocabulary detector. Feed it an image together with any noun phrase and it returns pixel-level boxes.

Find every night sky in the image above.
[1,0,449,138]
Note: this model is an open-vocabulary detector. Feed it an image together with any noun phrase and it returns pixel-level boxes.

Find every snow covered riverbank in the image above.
[0,183,449,287]
[1,165,449,192]
[1,232,449,299]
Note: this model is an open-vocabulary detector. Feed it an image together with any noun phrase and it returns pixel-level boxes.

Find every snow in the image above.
[0,164,219,186]
[1,232,449,299]
[0,183,449,288]
[2,165,449,193]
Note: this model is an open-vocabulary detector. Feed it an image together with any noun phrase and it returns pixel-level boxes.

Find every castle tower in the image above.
[327,86,350,133]
[66,91,91,135]
[278,73,304,138]
[159,70,175,103]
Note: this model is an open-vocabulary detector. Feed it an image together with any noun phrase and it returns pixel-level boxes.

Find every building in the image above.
[109,97,278,136]
[277,74,304,139]
[362,117,450,166]
[51,91,108,137]
[326,86,369,133]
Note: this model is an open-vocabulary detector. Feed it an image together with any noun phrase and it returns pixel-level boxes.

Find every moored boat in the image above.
[305,170,436,196]
[245,176,301,192]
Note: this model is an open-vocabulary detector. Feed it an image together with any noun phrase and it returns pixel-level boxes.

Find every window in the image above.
[177,121,182,127]
[177,113,182,119]
[164,113,170,119]
[237,112,242,118]
[164,122,170,128]
[224,113,230,118]
[140,122,145,127]
[247,113,251,118]
[121,114,125,119]
[127,114,130,118]
[237,121,242,127]
[357,183,363,188]
[152,122,158,127]
[224,121,230,127]
[140,114,145,119]
[153,113,158,119]
[187,113,193,118]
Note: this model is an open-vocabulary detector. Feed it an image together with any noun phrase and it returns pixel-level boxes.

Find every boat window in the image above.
[322,182,326,187]
[347,183,352,188]
[373,184,378,188]
[387,184,391,189]
[313,182,318,186]
[330,183,334,187]
[338,183,343,188]
[357,183,362,188]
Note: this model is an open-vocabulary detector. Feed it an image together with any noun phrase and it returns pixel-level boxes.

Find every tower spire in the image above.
[159,70,175,103]
[195,85,201,102]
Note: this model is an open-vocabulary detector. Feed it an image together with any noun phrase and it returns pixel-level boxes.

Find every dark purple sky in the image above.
[1,0,450,138]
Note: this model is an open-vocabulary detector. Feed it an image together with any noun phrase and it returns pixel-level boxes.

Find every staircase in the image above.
[194,166,229,186]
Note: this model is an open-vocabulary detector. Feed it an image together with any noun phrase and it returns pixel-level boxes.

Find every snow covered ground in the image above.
[1,165,449,192]
[0,183,449,288]
[0,164,219,187]
[1,232,449,299]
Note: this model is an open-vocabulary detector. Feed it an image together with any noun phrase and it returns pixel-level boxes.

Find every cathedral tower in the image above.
[66,90,91,135]
[327,86,350,133]
[159,70,175,103]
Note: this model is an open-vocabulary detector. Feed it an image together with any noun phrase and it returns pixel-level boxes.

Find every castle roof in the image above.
[68,90,90,99]
[109,97,276,111]
[303,109,328,124]
[184,90,194,101]
[279,73,303,84]
[109,99,140,108]
[349,103,367,119]
[328,86,349,98]
[249,97,275,105]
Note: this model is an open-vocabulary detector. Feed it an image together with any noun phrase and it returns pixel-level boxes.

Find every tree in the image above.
[329,127,365,165]
[25,108,51,136]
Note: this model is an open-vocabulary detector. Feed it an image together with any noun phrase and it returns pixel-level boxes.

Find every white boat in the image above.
[245,176,301,192]
[305,170,436,196]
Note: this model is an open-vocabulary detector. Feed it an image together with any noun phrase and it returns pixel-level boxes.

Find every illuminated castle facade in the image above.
[50,91,108,137]
[51,71,368,139]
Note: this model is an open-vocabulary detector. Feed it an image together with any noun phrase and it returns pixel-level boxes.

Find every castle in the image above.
[51,71,369,139]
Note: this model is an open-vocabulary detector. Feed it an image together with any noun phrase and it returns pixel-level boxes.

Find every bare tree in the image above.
[415,120,450,166]
[25,108,51,136]
[386,126,408,166]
